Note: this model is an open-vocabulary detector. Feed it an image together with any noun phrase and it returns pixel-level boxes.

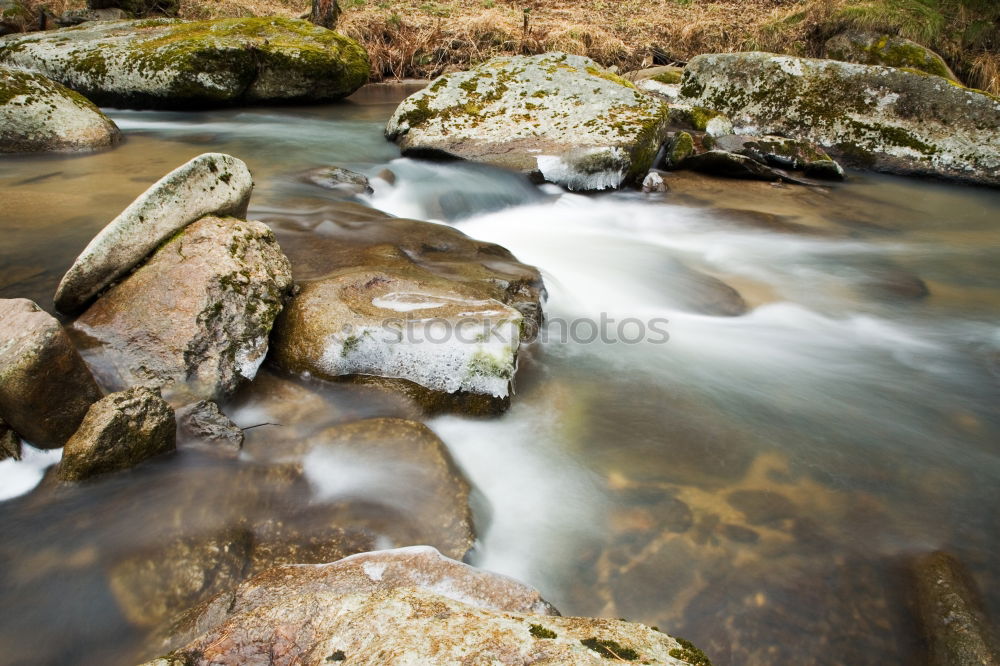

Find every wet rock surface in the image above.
[176,400,243,452]
[386,52,671,190]
[71,215,293,404]
[55,152,254,315]
[0,298,102,449]
[148,546,700,665]
[58,386,175,481]
[268,204,544,412]
[0,66,120,154]
[304,166,372,194]
[0,18,370,109]
[678,52,1000,186]
[0,416,20,461]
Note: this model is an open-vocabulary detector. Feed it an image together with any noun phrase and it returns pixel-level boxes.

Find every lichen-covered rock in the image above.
[58,386,175,481]
[678,52,1000,186]
[176,400,243,452]
[1,66,120,153]
[147,546,701,665]
[269,208,543,413]
[825,31,959,83]
[660,130,694,169]
[71,216,294,405]
[909,551,1000,666]
[0,17,369,109]
[0,298,102,449]
[55,153,253,315]
[0,416,20,461]
[55,7,128,27]
[385,52,671,190]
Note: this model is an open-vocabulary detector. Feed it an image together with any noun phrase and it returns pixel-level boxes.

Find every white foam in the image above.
[0,444,62,502]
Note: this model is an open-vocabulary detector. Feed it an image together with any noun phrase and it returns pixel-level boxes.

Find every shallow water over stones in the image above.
[1,85,999,665]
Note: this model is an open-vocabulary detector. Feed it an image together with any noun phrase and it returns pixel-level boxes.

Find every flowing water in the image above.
[1,84,999,665]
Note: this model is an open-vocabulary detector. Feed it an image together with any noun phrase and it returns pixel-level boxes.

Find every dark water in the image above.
[1,83,999,665]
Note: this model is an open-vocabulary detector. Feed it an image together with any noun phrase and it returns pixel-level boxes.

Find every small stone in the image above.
[0,417,21,461]
[58,386,176,481]
[304,166,372,194]
[176,400,243,452]
[641,170,669,193]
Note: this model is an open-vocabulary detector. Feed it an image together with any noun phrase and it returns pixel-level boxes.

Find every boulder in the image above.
[678,52,1000,186]
[0,416,20,461]
[683,149,807,183]
[0,18,369,109]
[0,298,102,449]
[0,66,120,153]
[58,386,175,481]
[269,209,543,413]
[659,130,694,168]
[176,400,243,452]
[0,0,32,35]
[147,546,702,665]
[71,216,294,404]
[55,153,254,314]
[908,551,1000,666]
[825,31,959,83]
[385,52,671,190]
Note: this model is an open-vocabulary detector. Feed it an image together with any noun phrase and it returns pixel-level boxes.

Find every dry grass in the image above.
[11,0,999,94]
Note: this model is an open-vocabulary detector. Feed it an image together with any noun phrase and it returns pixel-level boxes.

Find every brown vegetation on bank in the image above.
[7,0,999,93]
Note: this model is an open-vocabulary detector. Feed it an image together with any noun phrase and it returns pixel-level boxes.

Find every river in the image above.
[1,83,998,665]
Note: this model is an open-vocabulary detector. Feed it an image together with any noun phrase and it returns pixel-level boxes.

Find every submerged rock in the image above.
[0,298,102,449]
[58,386,175,481]
[109,526,252,628]
[270,208,543,413]
[825,31,959,83]
[148,546,700,665]
[55,153,253,314]
[386,52,671,190]
[71,216,294,404]
[0,416,20,461]
[679,52,1000,186]
[0,65,120,153]
[176,400,243,452]
[303,166,372,194]
[909,551,1000,666]
[0,17,369,109]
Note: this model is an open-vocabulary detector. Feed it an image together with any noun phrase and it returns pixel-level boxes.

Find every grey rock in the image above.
[55,7,128,26]
[0,298,102,449]
[678,52,1000,186]
[54,153,254,315]
[304,166,372,194]
[1,66,120,154]
[0,416,21,461]
[58,386,175,481]
[0,18,369,109]
[386,52,671,190]
[825,31,960,82]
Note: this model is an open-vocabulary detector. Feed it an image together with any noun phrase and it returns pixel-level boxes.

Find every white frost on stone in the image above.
[317,308,522,398]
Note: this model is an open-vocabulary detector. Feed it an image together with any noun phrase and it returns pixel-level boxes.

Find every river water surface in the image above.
[1,84,999,665]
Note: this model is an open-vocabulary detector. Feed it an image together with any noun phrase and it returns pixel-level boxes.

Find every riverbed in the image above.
[1,84,999,665]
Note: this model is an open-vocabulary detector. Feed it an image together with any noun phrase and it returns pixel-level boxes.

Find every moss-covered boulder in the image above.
[0,17,369,109]
[825,31,959,83]
[71,216,294,405]
[58,386,175,481]
[385,52,671,190]
[0,298,103,449]
[269,206,544,415]
[1,66,120,153]
[678,52,1000,187]
[145,546,703,665]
